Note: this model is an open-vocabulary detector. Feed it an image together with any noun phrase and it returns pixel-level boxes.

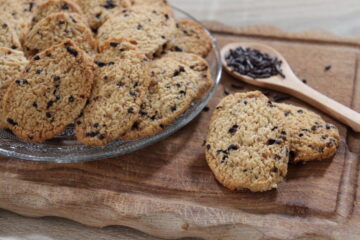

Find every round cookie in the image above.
[0,17,22,50]
[75,0,131,30]
[275,103,340,163]
[24,12,97,56]
[97,8,176,58]
[0,0,41,39]
[131,0,174,17]
[75,39,151,146]
[169,19,213,58]
[30,0,85,28]
[0,48,28,129]
[3,40,94,142]
[206,91,289,192]
[122,52,212,140]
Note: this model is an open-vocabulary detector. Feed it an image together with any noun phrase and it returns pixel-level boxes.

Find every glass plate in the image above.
[0,7,222,163]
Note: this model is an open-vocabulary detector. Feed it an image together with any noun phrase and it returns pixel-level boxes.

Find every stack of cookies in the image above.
[0,0,213,146]
[206,91,340,192]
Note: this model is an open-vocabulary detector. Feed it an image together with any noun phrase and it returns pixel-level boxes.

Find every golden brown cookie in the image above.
[170,19,212,58]
[122,52,212,140]
[24,12,97,56]
[3,41,94,142]
[75,38,151,146]
[275,103,340,163]
[0,48,28,129]
[206,91,289,192]
[31,0,84,28]
[97,8,176,58]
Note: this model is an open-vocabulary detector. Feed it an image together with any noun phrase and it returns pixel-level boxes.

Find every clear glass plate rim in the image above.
[0,6,223,163]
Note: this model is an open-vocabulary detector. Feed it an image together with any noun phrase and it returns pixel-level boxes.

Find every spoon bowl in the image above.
[221,42,360,132]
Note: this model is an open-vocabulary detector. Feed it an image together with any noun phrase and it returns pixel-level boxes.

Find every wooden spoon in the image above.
[221,42,360,132]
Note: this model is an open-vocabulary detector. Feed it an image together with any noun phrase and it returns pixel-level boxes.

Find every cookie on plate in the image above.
[275,103,340,163]
[24,12,97,56]
[0,0,41,38]
[76,38,150,146]
[3,40,94,142]
[97,9,176,58]
[205,91,289,192]
[30,0,84,28]
[131,0,174,17]
[0,48,29,129]
[169,19,212,58]
[122,52,212,140]
[0,17,22,50]
[75,0,131,30]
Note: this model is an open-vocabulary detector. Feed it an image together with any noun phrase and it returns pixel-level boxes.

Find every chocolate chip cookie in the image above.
[3,41,94,142]
[76,38,151,146]
[206,91,289,192]
[24,12,97,56]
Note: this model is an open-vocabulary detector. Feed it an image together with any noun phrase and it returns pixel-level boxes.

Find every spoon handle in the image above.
[284,79,360,132]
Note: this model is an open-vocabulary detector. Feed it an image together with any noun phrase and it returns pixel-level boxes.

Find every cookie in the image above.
[275,103,340,163]
[31,0,85,28]
[75,0,131,30]
[3,40,94,142]
[169,19,213,58]
[0,17,22,50]
[122,52,212,140]
[24,12,97,56]
[0,48,29,129]
[0,0,40,39]
[131,0,174,17]
[75,39,150,146]
[97,8,176,58]
[205,91,289,192]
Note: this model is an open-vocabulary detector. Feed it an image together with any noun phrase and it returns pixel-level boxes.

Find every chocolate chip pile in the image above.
[225,47,285,79]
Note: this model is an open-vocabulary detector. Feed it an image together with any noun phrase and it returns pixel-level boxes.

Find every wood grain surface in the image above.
[0,22,359,240]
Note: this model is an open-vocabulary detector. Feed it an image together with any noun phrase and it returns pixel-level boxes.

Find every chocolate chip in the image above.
[324,65,332,71]
[2,23,7,29]
[15,80,20,85]
[7,118,18,126]
[137,24,143,30]
[299,133,304,137]
[224,88,230,96]
[228,144,239,151]
[95,61,106,67]
[47,100,54,108]
[267,139,282,145]
[271,126,278,131]
[98,134,106,140]
[95,13,102,19]
[53,76,60,81]
[228,125,238,135]
[34,55,40,60]
[66,46,78,57]
[206,144,211,150]
[110,42,119,47]
[59,20,65,24]
[284,111,291,117]
[61,3,69,10]
[32,102,38,108]
[170,106,177,112]
[203,106,210,112]
[46,112,52,118]
[132,122,140,130]
[86,131,100,137]
[302,79,307,84]
[117,82,124,87]
[297,110,304,114]
[76,121,82,125]
[179,90,186,96]
[68,96,75,102]
[129,91,136,96]
[108,61,115,66]
[311,126,317,131]
[22,79,29,85]
[103,0,116,9]
[35,69,42,74]
[164,14,169,20]
[128,107,134,114]
[174,46,183,52]
[93,123,99,128]
[281,131,287,135]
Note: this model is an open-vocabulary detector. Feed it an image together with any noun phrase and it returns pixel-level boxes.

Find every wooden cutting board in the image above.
[0,22,360,240]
